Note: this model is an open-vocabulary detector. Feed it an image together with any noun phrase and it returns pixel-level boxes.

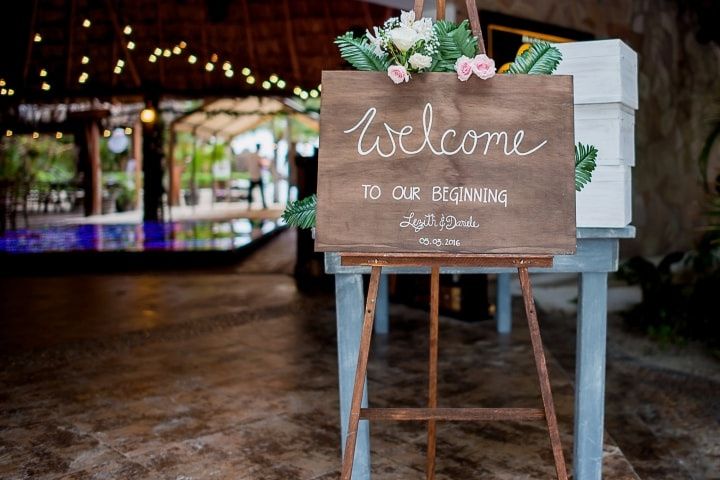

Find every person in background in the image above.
[245,144,268,209]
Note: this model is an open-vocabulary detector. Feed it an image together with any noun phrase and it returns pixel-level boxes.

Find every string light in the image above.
[318,84,322,92]
[241,67,251,76]
[148,54,157,63]
[261,80,271,90]
[225,70,234,78]
[310,89,319,98]
[5,129,12,137]
[55,132,63,139]
[34,33,42,42]
[7,89,13,96]
[81,55,90,64]
[41,81,51,91]
[153,47,162,56]
[162,49,171,57]
[210,53,218,63]
[277,79,286,89]
[39,68,47,77]
[123,25,132,35]
[246,75,255,84]
[172,46,181,55]
[78,72,89,83]
[140,107,156,124]
[269,74,278,83]
[124,127,133,135]
[222,61,231,71]
[103,129,111,137]
[113,66,122,74]
[293,86,302,95]
[205,62,214,72]
[187,55,197,64]
[0,79,5,86]
[117,59,125,67]
[32,132,39,139]
[82,18,91,28]
[299,90,309,100]
[0,89,6,95]
[179,41,187,49]
[127,41,135,50]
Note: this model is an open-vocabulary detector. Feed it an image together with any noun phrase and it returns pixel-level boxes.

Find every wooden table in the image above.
[324,226,635,479]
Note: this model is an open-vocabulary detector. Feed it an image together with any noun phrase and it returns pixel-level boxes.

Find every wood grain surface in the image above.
[316,71,576,254]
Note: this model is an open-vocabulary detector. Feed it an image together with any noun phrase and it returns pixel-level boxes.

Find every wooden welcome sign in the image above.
[315,71,576,255]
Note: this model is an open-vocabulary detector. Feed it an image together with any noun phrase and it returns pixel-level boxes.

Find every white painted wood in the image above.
[555,40,638,109]
[577,165,632,227]
[575,103,635,166]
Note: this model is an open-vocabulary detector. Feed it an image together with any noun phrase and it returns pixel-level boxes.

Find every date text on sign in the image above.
[315,71,576,255]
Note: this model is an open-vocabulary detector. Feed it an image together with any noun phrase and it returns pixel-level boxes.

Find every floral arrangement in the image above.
[282,11,597,229]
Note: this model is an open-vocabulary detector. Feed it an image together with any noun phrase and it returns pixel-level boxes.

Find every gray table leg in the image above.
[496,272,512,334]
[574,272,608,480]
[335,273,371,479]
[374,274,389,335]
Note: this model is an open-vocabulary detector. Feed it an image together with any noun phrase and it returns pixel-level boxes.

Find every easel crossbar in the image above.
[340,253,554,268]
[361,407,545,422]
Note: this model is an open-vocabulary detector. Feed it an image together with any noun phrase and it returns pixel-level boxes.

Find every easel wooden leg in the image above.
[341,266,382,480]
[426,266,440,479]
[518,267,569,480]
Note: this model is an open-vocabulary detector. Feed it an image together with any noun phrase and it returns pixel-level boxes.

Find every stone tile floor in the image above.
[0,230,669,479]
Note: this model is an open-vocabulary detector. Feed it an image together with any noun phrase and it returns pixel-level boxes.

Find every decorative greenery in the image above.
[335,33,391,72]
[575,143,598,192]
[431,20,479,71]
[281,194,317,229]
[506,41,563,75]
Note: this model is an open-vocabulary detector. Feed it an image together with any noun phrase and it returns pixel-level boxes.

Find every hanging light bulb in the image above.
[241,67,251,76]
[269,74,278,83]
[277,79,286,89]
[172,46,181,55]
[210,53,218,63]
[262,81,271,90]
[34,33,42,42]
[7,89,14,96]
[127,41,135,50]
[78,72,89,83]
[148,54,157,63]
[154,47,162,56]
[310,89,319,98]
[103,129,111,137]
[162,49,171,57]
[55,132,63,139]
[246,75,255,85]
[124,127,133,135]
[225,70,234,78]
[179,41,187,49]
[32,132,39,139]
[222,61,231,71]
[39,68,47,77]
[188,55,197,64]
[41,82,51,91]
[0,79,5,86]
[299,91,309,100]
[82,19,91,28]
[140,106,157,124]
[123,25,132,35]
[293,86,302,95]
[81,55,90,64]
[113,66,122,74]
[5,129,12,137]
[1,89,6,95]
[205,62,214,72]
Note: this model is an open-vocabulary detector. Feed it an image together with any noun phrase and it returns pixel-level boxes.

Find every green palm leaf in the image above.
[507,42,562,75]
[282,194,317,229]
[432,20,478,71]
[335,33,390,72]
[575,143,598,192]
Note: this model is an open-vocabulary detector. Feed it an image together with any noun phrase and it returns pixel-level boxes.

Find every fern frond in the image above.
[506,42,562,75]
[334,33,391,72]
[432,20,478,71]
[282,194,317,229]
[575,143,598,192]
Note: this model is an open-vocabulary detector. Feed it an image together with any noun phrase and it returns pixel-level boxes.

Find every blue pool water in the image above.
[0,219,281,254]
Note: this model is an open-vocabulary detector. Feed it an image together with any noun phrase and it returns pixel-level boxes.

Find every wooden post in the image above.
[142,100,164,221]
[167,128,180,206]
[132,121,142,211]
[84,121,102,216]
[426,266,440,479]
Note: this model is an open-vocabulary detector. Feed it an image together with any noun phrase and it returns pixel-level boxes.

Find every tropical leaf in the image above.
[334,33,390,72]
[575,143,598,192]
[506,42,562,75]
[433,20,478,71]
[282,194,317,229]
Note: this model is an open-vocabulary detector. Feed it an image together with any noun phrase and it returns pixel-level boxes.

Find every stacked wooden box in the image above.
[554,40,638,228]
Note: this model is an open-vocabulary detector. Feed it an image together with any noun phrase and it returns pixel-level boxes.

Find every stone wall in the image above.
[449,0,720,256]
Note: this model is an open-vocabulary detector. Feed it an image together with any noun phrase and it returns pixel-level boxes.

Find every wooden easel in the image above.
[339,253,569,480]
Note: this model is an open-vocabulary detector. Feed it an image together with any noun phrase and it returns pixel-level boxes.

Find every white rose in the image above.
[409,53,432,69]
[412,17,433,40]
[389,26,420,52]
[400,10,415,27]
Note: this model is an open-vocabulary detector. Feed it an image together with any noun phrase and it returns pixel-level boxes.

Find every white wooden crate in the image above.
[555,39,638,228]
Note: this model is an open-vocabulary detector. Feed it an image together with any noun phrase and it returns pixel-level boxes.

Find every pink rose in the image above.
[455,56,473,82]
[387,65,410,84]
[472,54,496,80]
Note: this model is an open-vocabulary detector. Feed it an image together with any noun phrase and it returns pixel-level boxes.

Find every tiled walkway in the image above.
[0,233,640,479]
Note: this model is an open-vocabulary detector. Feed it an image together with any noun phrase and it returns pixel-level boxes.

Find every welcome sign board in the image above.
[315,71,576,255]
